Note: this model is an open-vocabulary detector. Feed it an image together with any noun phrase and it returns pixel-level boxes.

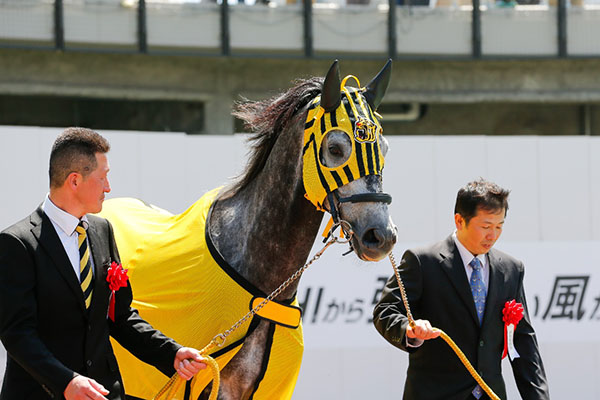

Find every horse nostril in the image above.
[362,228,385,248]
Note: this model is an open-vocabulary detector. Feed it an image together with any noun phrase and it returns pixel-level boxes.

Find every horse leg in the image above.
[199,319,271,400]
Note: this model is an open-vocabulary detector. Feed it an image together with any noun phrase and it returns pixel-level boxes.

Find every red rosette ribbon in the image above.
[106,261,129,322]
[502,299,524,360]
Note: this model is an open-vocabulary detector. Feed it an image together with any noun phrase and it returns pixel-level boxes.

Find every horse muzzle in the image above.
[352,220,397,261]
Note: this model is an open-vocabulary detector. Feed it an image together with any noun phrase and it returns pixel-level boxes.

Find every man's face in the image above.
[76,152,111,214]
[455,207,505,255]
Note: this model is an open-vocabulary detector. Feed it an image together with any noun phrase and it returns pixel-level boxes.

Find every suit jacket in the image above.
[0,207,181,400]
[373,236,549,400]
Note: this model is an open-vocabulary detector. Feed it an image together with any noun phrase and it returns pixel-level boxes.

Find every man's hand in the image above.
[406,319,440,341]
[64,375,109,400]
[174,347,207,381]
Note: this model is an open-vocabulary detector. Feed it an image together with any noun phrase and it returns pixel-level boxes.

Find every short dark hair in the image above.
[454,178,510,224]
[49,127,110,188]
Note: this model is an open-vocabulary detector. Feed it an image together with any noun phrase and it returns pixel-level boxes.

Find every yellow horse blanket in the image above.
[100,188,304,400]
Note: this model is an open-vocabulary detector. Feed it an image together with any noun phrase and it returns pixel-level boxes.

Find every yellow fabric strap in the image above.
[251,297,302,329]
[321,216,346,239]
[322,216,334,238]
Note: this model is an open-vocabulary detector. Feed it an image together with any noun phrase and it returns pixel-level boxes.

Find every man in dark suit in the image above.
[373,178,549,400]
[0,128,206,400]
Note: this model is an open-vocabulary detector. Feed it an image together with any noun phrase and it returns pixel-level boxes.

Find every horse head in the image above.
[303,60,396,262]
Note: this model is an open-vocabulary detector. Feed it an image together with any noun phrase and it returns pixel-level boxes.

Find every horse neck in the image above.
[210,117,324,300]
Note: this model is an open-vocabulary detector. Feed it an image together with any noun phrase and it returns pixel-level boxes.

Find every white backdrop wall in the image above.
[0,126,599,399]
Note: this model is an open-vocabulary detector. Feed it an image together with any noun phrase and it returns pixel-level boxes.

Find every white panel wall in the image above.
[482,7,557,56]
[64,1,137,46]
[231,5,304,51]
[0,127,59,225]
[313,5,388,54]
[592,139,600,240]
[538,138,593,240]
[568,7,600,56]
[147,3,221,49]
[0,1,54,43]
[4,2,600,57]
[395,8,472,56]
[0,126,599,399]
[484,137,541,241]
[386,136,438,242]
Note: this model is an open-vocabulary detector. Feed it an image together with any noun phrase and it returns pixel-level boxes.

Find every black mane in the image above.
[226,77,323,196]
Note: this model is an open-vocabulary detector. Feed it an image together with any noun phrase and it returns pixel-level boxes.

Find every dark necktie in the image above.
[76,222,93,309]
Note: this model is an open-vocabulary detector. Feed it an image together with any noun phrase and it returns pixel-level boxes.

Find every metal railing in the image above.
[0,0,592,59]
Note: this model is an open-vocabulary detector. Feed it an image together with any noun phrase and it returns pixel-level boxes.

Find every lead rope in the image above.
[153,221,353,400]
[388,253,500,400]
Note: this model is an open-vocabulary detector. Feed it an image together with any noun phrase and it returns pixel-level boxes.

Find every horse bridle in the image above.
[324,189,392,252]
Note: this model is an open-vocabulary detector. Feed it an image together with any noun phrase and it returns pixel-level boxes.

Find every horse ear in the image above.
[364,59,392,111]
[321,60,341,112]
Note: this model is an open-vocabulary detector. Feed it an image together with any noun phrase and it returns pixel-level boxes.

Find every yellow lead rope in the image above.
[389,253,500,400]
[153,341,221,400]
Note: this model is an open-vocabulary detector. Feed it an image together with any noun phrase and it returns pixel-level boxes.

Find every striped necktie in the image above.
[76,222,93,309]
[469,256,486,399]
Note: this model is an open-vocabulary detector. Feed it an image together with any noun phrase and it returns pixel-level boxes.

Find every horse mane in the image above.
[223,77,323,198]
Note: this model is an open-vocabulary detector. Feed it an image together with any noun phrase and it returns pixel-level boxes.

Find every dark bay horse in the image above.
[101,60,396,400]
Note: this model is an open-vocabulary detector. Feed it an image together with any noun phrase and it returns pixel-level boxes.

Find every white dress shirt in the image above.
[42,194,94,281]
[452,230,489,290]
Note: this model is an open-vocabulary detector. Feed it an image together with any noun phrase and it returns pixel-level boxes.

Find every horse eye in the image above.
[320,130,352,168]
[329,145,342,157]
